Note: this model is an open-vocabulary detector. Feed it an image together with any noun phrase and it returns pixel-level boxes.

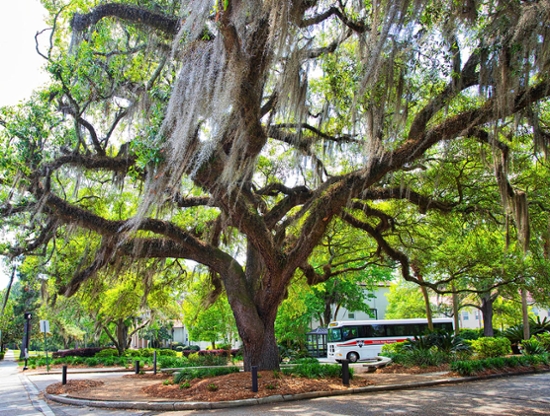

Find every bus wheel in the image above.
[347,352,359,363]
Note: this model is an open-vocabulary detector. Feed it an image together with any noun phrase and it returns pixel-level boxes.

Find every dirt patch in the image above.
[46,363,550,403]
[143,371,374,402]
[46,371,374,402]
[46,379,104,395]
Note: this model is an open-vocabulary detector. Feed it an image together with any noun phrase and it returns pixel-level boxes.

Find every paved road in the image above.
[0,349,55,416]
[149,372,550,415]
[4,351,550,415]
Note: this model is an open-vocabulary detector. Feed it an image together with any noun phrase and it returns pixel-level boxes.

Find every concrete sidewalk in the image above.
[0,350,55,416]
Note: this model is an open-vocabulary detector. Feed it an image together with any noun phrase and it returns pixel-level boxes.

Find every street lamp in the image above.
[21,312,32,370]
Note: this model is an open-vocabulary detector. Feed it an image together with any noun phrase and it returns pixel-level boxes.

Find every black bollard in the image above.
[251,366,258,392]
[153,351,157,375]
[62,365,68,385]
[134,360,140,374]
[341,359,350,387]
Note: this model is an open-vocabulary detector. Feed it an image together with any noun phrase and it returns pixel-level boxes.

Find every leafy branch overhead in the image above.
[1,0,550,370]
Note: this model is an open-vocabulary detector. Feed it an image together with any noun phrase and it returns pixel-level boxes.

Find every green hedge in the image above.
[470,337,511,359]
[173,366,240,384]
[281,359,352,379]
[451,354,550,376]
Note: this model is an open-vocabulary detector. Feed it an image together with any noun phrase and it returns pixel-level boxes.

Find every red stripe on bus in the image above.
[336,339,407,347]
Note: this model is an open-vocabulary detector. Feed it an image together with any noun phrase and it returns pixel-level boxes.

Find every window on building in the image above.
[462,311,469,320]
[348,312,355,319]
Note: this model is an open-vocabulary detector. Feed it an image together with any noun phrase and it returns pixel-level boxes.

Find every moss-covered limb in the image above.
[355,189,455,214]
[39,153,136,176]
[71,3,180,35]
[386,77,550,176]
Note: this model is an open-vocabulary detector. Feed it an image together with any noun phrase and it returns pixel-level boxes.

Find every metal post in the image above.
[44,332,50,372]
[341,359,350,387]
[22,312,32,370]
[62,365,67,385]
[153,351,157,375]
[135,360,140,374]
[251,366,258,392]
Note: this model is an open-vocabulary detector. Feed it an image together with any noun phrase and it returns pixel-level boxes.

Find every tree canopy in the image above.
[1,0,550,370]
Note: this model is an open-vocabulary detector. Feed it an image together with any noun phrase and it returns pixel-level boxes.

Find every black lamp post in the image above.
[21,312,32,370]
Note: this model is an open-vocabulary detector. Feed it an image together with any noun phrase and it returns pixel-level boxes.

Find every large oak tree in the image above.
[1,0,550,370]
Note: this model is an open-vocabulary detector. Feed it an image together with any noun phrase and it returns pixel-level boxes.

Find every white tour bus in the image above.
[327,318,454,363]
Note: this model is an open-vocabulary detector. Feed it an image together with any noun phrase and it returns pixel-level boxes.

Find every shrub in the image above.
[387,349,449,367]
[173,366,240,384]
[521,337,547,355]
[381,341,408,355]
[536,332,550,351]
[217,344,232,351]
[470,337,511,359]
[182,345,200,351]
[125,348,155,358]
[459,329,483,341]
[156,349,177,357]
[503,324,524,345]
[531,316,550,335]
[450,359,486,376]
[188,352,228,367]
[450,353,550,376]
[170,342,183,350]
[52,347,104,358]
[281,361,348,379]
[95,348,119,358]
[429,331,471,354]
[86,357,99,367]
[158,356,188,368]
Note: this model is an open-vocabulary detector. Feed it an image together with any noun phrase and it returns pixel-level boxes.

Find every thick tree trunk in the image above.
[116,319,129,355]
[480,294,495,337]
[241,322,280,371]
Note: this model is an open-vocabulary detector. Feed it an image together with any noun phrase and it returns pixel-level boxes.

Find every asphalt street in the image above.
[3,349,550,415]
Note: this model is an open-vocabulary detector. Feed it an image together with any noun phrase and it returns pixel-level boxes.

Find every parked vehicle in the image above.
[327,318,454,363]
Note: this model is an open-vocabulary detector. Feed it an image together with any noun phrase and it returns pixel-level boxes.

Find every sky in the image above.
[0,0,49,107]
[0,0,50,289]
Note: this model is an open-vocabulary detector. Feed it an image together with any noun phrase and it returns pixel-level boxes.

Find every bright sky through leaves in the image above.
[0,0,48,288]
[0,0,49,107]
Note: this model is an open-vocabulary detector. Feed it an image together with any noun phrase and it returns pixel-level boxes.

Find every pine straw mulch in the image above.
[46,371,374,402]
[45,364,550,403]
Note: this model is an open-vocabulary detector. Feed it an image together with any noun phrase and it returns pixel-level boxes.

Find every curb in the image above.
[44,375,470,411]
[43,368,550,411]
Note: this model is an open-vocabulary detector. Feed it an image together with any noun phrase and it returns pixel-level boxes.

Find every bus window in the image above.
[343,326,358,340]
[328,328,342,342]
[386,325,406,336]
[370,324,386,337]
[435,322,453,332]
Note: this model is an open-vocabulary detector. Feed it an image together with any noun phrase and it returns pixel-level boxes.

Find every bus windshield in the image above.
[327,328,342,342]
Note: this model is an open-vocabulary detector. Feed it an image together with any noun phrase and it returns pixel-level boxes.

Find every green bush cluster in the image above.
[173,366,240,384]
[95,348,119,357]
[380,331,472,367]
[469,337,511,359]
[0,351,5,360]
[281,359,351,379]
[520,333,550,355]
[158,353,228,368]
[451,354,550,376]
